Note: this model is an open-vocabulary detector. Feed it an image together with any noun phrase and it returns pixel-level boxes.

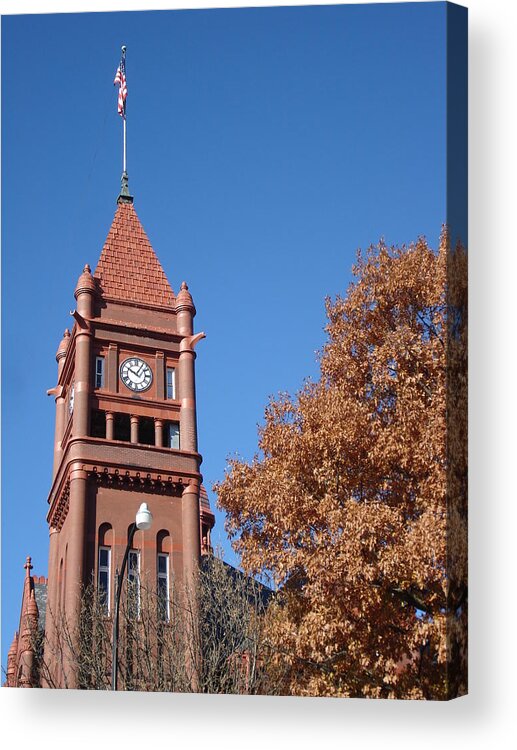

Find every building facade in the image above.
[6,184,215,688]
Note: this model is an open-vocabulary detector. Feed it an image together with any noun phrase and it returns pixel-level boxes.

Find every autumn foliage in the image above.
[215,233,467,699]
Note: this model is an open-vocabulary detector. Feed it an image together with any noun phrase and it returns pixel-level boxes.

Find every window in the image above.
[98,546,111,613]
[157,553,170,621]
[127,549,140,618]
[166,368,175,400]
[95,356,105,389]
[166,422,180,450]
[139,416,155,446]
[91,409,106,438]
[114,413,131,442]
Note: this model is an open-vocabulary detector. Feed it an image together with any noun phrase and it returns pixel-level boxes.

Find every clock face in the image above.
[120,357,153,393]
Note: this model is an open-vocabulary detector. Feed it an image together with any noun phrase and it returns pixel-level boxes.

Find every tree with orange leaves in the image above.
[215,233,467,699]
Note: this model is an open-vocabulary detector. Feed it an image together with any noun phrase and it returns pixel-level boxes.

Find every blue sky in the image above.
[1,2,447,669]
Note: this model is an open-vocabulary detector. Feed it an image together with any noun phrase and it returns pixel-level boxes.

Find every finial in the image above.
[74,263,97,299]
[117,170,133,204]
[176,280,196,316]
[24,556,33,577]
[57,328,71,361]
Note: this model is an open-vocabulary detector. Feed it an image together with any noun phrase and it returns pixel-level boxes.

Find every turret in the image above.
[72,264,94,438]
[55,328,71,379]
[175,281,195,336]
[18,557,39,688]
[5,633,18,687]
[74,263,96,319]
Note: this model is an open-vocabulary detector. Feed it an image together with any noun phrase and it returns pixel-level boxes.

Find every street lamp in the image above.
[111,502,153,690]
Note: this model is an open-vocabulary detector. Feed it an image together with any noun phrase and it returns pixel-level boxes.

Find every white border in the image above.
[2,1,516,748]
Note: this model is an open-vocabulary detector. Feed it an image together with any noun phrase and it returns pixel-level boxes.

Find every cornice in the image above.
[92,317,181,340]
[98,295,177,316]
[48,436,203,516]
[91,391,181,415]
[91,328,183,357]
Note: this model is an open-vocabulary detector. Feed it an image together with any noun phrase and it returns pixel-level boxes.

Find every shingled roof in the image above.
[94,201,175,308]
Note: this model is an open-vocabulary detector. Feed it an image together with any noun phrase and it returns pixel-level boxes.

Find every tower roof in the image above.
[94,201,175,308]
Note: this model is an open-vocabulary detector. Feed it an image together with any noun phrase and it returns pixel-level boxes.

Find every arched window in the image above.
[156,530,171,621]
[98,523,113,613]
[99,522,113,547]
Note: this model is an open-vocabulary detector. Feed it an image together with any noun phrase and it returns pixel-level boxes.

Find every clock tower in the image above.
[44,188,214,687]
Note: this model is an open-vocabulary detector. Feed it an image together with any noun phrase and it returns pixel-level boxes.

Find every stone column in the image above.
[106,411,114,440]
[130,415,139,444]
[154,418,164,447]
[53,392,67,478]
[155,351,165,399]
[107,343,119,393]
[178,345,198,453]
[53,329,71,477]
[181,480,201,691]
[177,343,204,454]
[175,285,205,692]
[42,526,60,687]
[63,465,88,689]
[73,265,95,438]
[175,281,206,452]
[74,333,91,437]
[182,481,201,580]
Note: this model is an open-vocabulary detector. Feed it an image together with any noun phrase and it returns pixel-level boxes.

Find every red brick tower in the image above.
[44,188,214,687]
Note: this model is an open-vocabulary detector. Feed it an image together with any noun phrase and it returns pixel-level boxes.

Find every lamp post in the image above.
[111,502,153,691]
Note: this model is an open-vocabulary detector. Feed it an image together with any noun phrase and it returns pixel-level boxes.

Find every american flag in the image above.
[114,57,127,118]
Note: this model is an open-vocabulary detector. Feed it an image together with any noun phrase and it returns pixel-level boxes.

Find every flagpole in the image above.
[116,45,131,202]
[122,45,127,175]
[123,117,127,174]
